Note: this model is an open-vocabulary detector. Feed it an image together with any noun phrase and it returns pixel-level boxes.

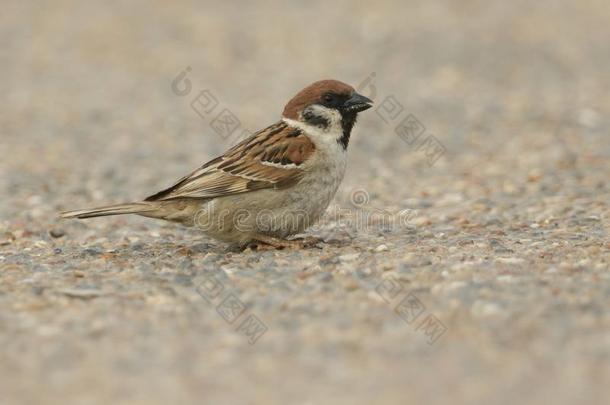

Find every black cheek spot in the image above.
[303,110,330,128]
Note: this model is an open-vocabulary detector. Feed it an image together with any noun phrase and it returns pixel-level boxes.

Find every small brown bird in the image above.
[61,79,373,249]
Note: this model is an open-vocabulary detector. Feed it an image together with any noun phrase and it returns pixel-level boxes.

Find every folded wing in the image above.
[145,121,315,201]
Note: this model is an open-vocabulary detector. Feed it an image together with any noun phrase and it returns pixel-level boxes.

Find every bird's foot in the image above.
[245,234,324,251]
[289,235,325,248]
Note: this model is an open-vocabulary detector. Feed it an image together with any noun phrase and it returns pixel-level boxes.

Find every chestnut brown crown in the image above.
[282,79,357,119]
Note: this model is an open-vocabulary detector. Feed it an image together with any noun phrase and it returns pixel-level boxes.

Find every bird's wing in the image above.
[145,121,315,201]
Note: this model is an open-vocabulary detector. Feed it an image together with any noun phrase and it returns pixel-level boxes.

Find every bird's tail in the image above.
[60,202,157,219]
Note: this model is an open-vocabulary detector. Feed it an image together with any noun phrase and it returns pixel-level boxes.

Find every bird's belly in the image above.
[198,166,344,244]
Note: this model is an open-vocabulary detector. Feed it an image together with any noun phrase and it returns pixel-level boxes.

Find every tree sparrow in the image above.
[61,79,373,249]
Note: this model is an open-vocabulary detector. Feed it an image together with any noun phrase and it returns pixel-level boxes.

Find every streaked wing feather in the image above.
[145,121,314,201]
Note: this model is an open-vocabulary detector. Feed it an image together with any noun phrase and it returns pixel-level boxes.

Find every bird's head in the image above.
[282,79,373,148]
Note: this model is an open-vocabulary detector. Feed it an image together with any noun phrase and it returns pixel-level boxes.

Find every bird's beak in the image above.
[343,92,373,113]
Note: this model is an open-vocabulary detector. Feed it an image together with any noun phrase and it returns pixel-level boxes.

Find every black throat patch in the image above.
[339,112,357,149]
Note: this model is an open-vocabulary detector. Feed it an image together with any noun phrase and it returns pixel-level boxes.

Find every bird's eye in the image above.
[323,93,334,103]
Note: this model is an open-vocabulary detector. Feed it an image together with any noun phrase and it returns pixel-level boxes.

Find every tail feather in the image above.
[60,202,156,219]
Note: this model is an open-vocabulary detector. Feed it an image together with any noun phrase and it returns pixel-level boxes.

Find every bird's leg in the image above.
[247,234,322,250]
[289,235,325,247]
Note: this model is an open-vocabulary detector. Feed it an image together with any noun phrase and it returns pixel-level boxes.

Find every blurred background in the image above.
[1,1,609,404]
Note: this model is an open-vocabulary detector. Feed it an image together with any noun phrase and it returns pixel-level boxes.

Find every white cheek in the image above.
[282,116,345,157]
[308,105,343,132]
[282,105,345,152]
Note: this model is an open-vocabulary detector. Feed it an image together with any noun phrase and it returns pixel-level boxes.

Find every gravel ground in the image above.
[1,1,609,404]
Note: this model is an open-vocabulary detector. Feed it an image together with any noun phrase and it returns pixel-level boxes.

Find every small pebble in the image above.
[339,253,360,262]
[496,257,525,264]
[58,288,105,299]
[497,275,514,283]
[471,301,504,318]
[49,229,66,238]
[545,267,558,274]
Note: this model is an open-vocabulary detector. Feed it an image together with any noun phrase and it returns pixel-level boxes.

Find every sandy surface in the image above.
[1,1,609,404]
